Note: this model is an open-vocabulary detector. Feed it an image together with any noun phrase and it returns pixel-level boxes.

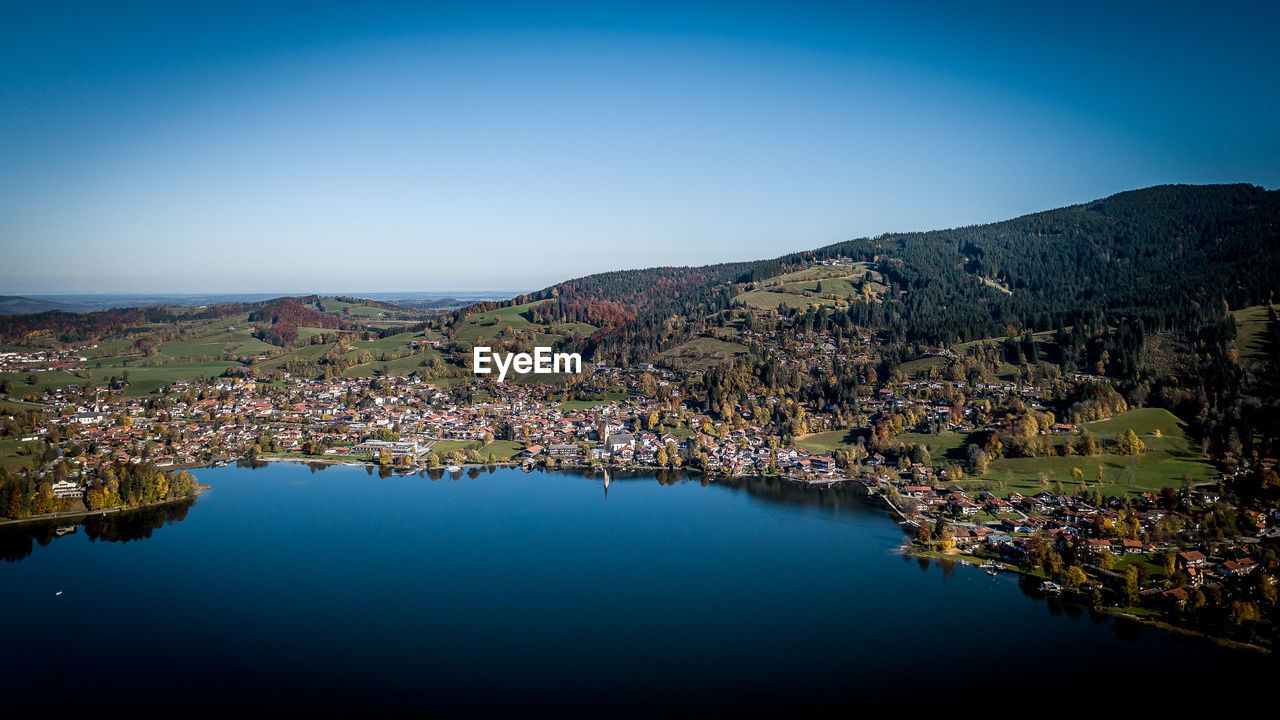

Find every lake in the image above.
[1,462,1273,713]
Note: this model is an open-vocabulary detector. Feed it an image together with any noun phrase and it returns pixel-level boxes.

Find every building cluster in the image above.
[880,476,1277,617]
[7,335,1120,507]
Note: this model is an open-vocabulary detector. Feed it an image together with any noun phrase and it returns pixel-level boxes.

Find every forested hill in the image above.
[493,183,1279,356]
[795,183,1280,342]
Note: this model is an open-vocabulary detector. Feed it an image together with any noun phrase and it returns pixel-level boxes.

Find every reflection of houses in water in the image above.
[54,525,77,537]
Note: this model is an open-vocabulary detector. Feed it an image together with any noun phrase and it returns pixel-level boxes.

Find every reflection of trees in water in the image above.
[236,458,270,470]
[84,499,195,544]
[712,475,873,511]
[0,521,57,563]
[0,498,197,563]
[543,468,877,516]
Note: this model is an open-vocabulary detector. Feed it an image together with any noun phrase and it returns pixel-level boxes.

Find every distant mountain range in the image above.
[0,295,77,315]
[0,291,515,315]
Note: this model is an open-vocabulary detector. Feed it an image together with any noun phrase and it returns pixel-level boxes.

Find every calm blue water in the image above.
[1,462,1272,713]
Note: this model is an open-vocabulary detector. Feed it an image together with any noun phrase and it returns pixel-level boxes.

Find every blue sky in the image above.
[2,1,1278,294]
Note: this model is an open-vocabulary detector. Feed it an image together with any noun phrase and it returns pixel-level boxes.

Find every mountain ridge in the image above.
[480,183,1279,361]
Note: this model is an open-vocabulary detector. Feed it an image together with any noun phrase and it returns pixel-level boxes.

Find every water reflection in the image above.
[712,473,877,510]
[1,462,1259,669]
[0,497,197,564]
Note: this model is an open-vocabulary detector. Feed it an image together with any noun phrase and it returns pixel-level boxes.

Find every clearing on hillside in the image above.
[658,337,751,369]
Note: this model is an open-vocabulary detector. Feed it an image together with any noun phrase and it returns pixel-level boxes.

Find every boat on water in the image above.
[445,465,462,473]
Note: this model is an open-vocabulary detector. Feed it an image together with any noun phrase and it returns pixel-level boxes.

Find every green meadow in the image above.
[797,407,1215,498]
[453,300,545,343]
[658,337,751,369]
[734,289,837,310]
[559,391,628,412]
[2,360,238,398]
[974,408,1214,497]
[1232,304,1274,362]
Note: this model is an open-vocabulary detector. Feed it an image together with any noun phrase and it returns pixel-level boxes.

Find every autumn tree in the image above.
[1066,566,1087,587]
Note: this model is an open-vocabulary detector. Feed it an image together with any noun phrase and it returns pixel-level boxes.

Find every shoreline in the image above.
[900,541,1271,655]
[12,458,1267,656]
[0,485,208,528]
[872,496,1275,656]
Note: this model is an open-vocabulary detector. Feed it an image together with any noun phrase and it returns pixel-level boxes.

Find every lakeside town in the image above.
[5,4,1280,711]
[2,325,1277,650]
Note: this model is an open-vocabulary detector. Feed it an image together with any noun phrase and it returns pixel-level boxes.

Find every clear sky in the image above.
[2,1,1278,294]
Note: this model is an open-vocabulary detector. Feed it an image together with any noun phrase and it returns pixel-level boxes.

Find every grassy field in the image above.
[736,264,885,311]
[796,429,968,459]
[454,300,545,343]
[2,303,431,398]
[425,439,524,461]
[0,398,45,414]
[657,338,751,369]
[972,408,1214,497]
[978,452,1214,497]
[347,330,431,353]
[954,328,1057,353]
[114,362,240,395]
[795,429,861,454]
[478,440,524,460]
[896,432,970,461]
[1232,304,1274,362]
[320,298,389,318]
[559,392,628,412]
[896,355,949,378]
[4,359,239,397]
[254,342,332,371]
[0,370,95,397]
[249,329,445,378]
[557,322,597,338]
[767,265,866,283]
[153,312,279,360]
[1082,408,1196,454]
[339,351,446,379]
[979,276,1013,295]
[787,278,862,298]
[158,328,276,360]
[0,437,32,472]
[85,337,141,358]
[734,289,837,311]
[1112,553,1163,577]
[795,407,1215,498]
[657,421,695,439]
